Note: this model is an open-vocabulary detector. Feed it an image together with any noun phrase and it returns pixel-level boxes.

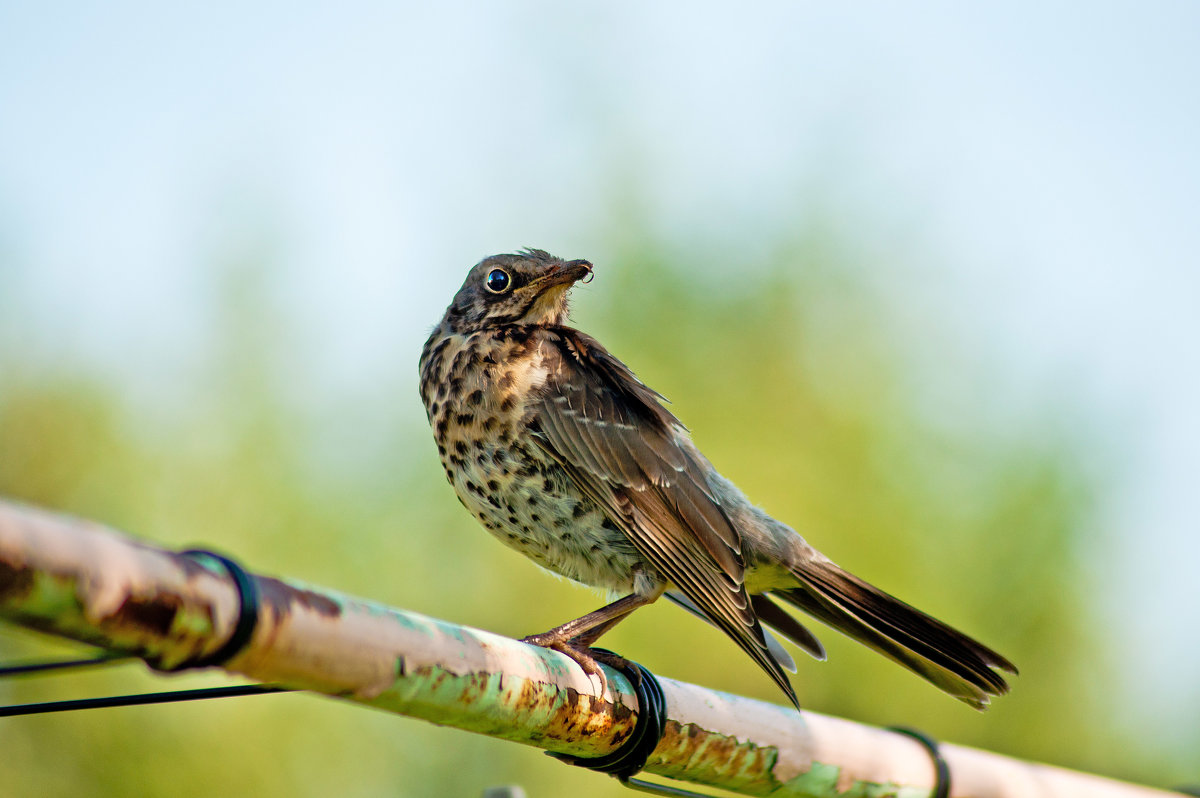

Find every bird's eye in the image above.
[485,268,511,294]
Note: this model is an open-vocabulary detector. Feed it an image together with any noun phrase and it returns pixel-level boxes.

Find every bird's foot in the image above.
[585,646,633,675]
[520,632,629,697]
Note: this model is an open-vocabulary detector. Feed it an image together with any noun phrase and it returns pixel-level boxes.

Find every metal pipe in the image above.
[0,499,1177,798]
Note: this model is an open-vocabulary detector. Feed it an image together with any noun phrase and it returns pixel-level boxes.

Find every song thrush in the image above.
[419,249,1016,709]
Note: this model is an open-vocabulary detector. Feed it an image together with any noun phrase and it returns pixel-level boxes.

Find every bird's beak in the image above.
[526,259,593,293]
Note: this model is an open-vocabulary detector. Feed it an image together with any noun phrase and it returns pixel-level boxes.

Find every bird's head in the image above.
[441,249,593,333]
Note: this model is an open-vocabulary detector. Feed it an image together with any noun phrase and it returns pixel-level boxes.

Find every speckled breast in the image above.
[419,325,644,593]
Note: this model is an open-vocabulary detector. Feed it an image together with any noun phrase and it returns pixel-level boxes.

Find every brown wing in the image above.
[531,328,797,706]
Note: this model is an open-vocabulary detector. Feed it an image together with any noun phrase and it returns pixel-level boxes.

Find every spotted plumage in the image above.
[419,249,1016,709]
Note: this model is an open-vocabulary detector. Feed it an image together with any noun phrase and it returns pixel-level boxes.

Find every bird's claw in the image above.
[520,633,624,697]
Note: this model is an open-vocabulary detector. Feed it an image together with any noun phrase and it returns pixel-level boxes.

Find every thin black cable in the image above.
[546,651,667,780]
[0,548,278,718]
[547,650,717,797]
[0,684,293,717]
[887,726,950,798]
[172,548,261,670]
[0,652,134,677]
[622,777,719,798]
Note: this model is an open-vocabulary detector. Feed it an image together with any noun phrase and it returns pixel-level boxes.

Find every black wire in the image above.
[887,726,950,798]
[546,650,721,797]
[546,650,667,780]
[0,547,280,718]
[0,652,134,677]
[171,549,262,670]
[0,684,293,717]
[622,777,718,797]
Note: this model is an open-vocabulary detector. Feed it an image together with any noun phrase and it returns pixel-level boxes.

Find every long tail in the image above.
[776,559,1017,709]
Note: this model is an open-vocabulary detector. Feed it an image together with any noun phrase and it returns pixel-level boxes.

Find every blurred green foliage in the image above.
[0,221,1187,796]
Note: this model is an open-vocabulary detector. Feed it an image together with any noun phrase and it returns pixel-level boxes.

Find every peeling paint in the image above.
[782,761,840,796]
[258,576,342,619]
[649,719,782,796]
[114,594,181,636]
[0,499,1181,798]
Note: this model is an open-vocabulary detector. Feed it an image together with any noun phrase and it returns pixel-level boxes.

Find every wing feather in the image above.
[531,328,795,705]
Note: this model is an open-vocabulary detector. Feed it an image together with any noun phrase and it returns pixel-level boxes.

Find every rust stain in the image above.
[454,670,482,705]
[543,685,633,749]
[113,594,182,636]
[656,720,777,789]
[554,687,582,736]
[257,576,342,619]
[401,662,635,754]
[508,668,541,712]
[0,560,35,602]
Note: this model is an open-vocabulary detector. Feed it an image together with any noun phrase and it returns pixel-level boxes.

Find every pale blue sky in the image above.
[1,0,1197,742]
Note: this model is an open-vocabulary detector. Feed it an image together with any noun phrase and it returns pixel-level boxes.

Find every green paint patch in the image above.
[17,572,85,621]
[781,762,933,798]
[784,761,841,796]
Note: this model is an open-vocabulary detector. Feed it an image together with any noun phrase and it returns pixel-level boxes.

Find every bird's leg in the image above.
[522,593,649,645]
[521,593,652,692]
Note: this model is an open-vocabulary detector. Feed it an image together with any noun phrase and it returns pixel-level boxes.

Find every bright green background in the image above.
[2,227,1188,795]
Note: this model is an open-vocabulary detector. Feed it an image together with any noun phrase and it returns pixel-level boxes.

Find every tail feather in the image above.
[778,560,1017,709]
[665,590,799,674]
[750,593,826,661]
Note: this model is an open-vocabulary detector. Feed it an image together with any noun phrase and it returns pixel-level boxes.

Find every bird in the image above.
[418,249,1016,709]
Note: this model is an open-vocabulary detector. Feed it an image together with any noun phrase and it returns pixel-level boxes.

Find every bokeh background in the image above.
[1,3,1198,796]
